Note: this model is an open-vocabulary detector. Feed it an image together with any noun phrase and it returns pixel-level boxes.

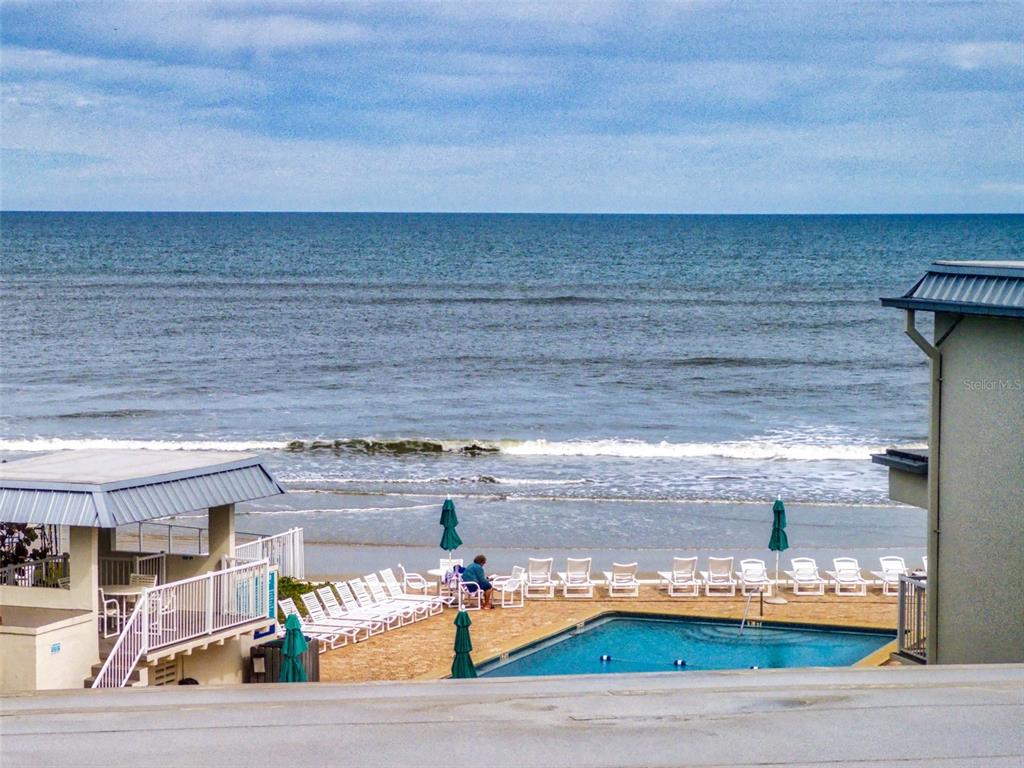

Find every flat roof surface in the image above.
[0,449,257,485]
[3,665,1021,767]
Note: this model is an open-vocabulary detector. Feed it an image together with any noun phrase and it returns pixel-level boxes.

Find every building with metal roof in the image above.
[881,260,1024,318]
[0,450,296,694]
[0,450,285,527]
[875,260,1023,666]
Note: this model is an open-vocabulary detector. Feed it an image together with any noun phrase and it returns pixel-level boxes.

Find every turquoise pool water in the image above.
[479,617,892,677]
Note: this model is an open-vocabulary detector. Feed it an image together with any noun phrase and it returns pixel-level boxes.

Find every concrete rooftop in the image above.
[2,665,1021,767]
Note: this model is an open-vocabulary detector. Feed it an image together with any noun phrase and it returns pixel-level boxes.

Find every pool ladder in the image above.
[738,588,759,635]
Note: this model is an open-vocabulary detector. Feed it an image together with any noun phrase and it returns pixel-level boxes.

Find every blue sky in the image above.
[1,1,1021,212]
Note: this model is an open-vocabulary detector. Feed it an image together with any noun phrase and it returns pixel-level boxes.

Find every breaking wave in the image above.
[0,436,911,462]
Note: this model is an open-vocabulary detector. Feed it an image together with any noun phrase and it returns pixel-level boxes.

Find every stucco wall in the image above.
[933,314,1024,664]
[180,637,245,685]
[0,614,97,692]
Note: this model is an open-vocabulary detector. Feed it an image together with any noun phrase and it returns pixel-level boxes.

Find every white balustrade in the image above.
[92,559,271,689]
[233,528,304,579]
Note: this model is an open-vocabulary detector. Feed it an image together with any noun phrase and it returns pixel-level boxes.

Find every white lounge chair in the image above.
[871,556,907,596]
[334,581,403,630]
[397,563,435,595]
[658,557,701,597]
[827,557,869,596]
[558,557,595,599]
[315,586,385,635]
[603,562,640,598]
[701,557,737,597]
[365,573,431,620]
[524,557,556,599]
[277,598,351,652]
[355,577,423,623]
[380,568,445,614]
[493,565,525,608]
[785,557,826,595]
[737,559,773,596]
[298,592,372,642]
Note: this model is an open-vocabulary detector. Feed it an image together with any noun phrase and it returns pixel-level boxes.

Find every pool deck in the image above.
[319,585,899,683]
[4,665,1021,767]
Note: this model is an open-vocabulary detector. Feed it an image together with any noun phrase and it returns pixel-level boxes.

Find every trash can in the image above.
[246,637,320,683]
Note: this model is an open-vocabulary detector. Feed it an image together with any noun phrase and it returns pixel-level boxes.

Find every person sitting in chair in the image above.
[461,554,494,609]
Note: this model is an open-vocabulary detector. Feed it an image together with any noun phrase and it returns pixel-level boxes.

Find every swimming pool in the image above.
[478,616,893,677]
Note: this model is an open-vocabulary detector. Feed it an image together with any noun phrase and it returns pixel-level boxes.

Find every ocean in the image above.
[3,212,1022,576]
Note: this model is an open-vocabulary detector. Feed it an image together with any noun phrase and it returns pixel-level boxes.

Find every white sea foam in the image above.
[498,438,889,461]
[0,435,922,463]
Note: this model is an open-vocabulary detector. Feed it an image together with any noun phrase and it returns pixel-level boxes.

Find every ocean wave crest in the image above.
[0,436,915,462]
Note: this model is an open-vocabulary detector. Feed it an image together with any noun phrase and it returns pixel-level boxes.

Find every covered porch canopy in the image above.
[0,449,285,528]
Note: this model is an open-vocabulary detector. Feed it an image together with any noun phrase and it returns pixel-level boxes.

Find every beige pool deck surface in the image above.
[319,586,901,682]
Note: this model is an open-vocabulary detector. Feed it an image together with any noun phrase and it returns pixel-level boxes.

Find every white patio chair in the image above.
[494,566,525,608]
[524,557,556,599]
[98,588,121,638]
[871,556,908,596]
[603,562,640,598]
[438,558,464,603]
[658,556,701,597]
[397,563,435,595]
[298,592,373,641]
[277,598,349,652]
[456,575,484,611]
[334,581,403,630]
[316,586,385,635]
[380,568,445,614]
[827,557,869,596]
[701,556,737,597]
[785,557,826,595]
[129,573,158,587]
[737,558,773,596]
[558,557,595,599]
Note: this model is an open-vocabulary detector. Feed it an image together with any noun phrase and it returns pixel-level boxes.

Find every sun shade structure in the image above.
[881,261,1024,319]
[450,610,477,679]
[0,450,285,527]
[439,497,462,552]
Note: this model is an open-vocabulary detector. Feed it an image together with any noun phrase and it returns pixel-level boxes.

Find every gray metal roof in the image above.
[882,261,1024,318]
[0,451,285,527]
[871,447,929,475]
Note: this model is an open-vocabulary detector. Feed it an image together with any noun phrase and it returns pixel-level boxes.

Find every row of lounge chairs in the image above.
[278,568,445,653]
[411,555,922,602]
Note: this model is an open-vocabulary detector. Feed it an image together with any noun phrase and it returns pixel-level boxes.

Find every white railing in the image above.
[92,559,272,689]
[98,553,167,586]
[0,555,70,587]
[233,528,304,579]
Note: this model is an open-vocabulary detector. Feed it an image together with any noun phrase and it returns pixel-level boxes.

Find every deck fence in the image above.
[232,528,304,579]
[92,559,272,689]
[897,574,927,663]
[0,554,70,587]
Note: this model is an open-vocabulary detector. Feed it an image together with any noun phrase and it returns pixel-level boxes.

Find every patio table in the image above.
[102,583,146,612]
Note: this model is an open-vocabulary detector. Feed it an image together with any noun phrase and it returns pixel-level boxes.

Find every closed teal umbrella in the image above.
[767,497,790,605]
[439,497,463,552]
[450,610,477,679]
[279,613,308,683]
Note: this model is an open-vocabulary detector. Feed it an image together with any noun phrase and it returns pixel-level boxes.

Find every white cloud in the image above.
[948,41,1020,70]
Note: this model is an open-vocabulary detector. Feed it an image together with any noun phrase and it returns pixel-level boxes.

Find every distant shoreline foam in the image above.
[0,436,921,462]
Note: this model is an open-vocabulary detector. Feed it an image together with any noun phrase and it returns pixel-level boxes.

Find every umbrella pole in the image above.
[765,550,788,605]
